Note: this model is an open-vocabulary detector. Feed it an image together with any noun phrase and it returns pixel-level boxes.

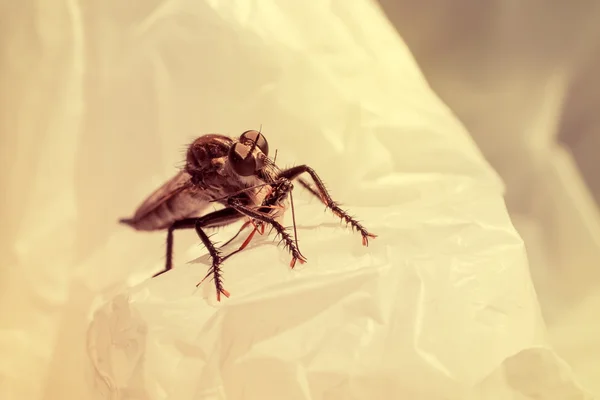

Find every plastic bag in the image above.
[0,1,593,399]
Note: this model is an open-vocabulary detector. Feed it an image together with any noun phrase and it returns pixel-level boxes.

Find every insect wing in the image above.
[121,170,211,230]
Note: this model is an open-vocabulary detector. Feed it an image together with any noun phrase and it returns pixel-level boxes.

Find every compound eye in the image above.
[240,130,269,156]
[228,142,257,176]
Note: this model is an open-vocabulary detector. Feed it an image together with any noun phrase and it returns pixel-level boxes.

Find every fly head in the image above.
[228,130,273,178]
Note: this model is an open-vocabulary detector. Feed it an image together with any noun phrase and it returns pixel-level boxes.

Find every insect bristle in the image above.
[175,159,187,171]
[179,140,195,163]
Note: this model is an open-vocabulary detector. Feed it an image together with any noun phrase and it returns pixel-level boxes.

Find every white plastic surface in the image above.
[378,1,600,398]
[0,1,595,400]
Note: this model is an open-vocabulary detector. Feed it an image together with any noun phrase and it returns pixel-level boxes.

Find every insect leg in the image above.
[215,182,289,255]
[152,220,194,278]
[193,218,229,301]
[227,198,307,268]
[154,209,243,277]
[278,165,377,246]
[218,220,254,249]
[297,178,321,199]
[156,208,244,301]
[218,217,267,252]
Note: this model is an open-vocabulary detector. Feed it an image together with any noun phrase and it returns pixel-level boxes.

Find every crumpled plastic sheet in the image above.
[378,2,600,398]
[0,1,595,400]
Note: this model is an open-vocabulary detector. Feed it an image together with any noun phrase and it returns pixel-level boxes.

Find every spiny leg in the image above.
[217,181,282,251]
[215,184,290,262]
[227,198,307,268]
[219,184,288,255]
[256,178,308,261]
[193,219,228,301]
[158,208,244,300]
[280,165,377,246]
[219,179,297,264]
[297,177,321,199]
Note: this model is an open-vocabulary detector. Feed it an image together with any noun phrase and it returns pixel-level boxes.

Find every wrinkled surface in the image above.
[0,1,596,399]
[379,2,600,398]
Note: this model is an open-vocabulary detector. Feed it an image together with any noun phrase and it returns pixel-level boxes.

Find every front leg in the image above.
[279,165,377,246]
[227,198,307,268]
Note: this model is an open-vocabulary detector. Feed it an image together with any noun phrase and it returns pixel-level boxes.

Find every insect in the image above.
[120,130,376,301]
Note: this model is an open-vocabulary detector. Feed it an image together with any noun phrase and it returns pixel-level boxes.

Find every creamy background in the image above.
[1,1,599,399]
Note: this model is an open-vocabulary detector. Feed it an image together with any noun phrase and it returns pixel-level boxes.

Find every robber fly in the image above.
[120,130,376,301]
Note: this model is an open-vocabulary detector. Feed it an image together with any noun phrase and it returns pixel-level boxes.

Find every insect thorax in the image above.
[186,134,233,173]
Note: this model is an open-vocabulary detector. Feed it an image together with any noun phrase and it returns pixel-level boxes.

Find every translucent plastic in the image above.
[0,1,596,400]
[379,1,600,397]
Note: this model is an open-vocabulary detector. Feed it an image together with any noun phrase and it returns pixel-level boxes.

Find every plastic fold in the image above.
[1,1,595,399]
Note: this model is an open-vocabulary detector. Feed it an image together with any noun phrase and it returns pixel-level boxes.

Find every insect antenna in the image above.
[273,149,278,163]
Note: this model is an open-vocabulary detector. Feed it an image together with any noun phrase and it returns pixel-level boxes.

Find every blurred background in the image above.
[378,0,600,394]
[1,0,600,398]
